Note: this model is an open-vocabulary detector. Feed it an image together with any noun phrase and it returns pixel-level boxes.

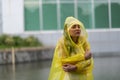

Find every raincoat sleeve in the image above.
[75,59,91,71]
[61,53,85,64]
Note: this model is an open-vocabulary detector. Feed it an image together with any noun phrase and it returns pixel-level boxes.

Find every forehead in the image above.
[71,24,80,27]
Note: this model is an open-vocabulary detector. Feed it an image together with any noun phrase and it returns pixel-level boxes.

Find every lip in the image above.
[76,31,80,34]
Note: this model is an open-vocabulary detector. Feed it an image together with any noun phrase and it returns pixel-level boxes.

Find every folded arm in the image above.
[61,53,85,64]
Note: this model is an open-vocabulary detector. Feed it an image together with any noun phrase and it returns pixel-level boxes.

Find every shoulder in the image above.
[79,36,89,45]
[57,36,64,44]
[56,36,64,47]
[79,36,87,41]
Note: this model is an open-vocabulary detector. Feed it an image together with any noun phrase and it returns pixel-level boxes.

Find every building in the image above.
[0,0,120,54]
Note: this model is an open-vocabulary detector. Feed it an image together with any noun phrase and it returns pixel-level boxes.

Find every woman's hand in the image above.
[62,64,77,72]
[85,51,92,60]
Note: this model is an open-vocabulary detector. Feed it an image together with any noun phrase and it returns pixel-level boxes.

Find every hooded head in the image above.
[63,17,88,55]
[63,16,88,43]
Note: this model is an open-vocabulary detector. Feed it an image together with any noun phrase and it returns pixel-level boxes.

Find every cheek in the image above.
[69,30,75,36]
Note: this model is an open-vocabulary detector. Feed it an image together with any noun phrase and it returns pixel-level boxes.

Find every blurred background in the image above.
[0,0,120,80]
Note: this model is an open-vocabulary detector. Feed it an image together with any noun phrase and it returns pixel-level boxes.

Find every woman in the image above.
[48,16,94,80]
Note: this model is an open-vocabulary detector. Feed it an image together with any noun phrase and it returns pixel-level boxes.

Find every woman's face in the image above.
[69,24,81,37]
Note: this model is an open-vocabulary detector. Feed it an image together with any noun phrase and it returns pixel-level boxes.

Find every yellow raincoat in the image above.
[48,17,94,80]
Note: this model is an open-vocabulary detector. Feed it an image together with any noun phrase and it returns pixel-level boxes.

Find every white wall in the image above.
[88,29,120,54]
[17,29,120,54]
[2,0,24,34]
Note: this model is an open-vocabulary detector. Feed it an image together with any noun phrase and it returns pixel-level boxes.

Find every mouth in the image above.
[76,31,80,35]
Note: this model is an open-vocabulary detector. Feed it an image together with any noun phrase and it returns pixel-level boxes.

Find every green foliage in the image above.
[13,36,24,46]
[0,34,9,45]
[4,36,15,46]
[24,36,42,47]
[0,34,43,49]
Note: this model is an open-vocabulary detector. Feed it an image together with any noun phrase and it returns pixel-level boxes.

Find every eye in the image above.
[71,25,76,29]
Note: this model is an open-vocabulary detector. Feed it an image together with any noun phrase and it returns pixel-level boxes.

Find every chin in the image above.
[76,34,80,37]
[76,35,80,37]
